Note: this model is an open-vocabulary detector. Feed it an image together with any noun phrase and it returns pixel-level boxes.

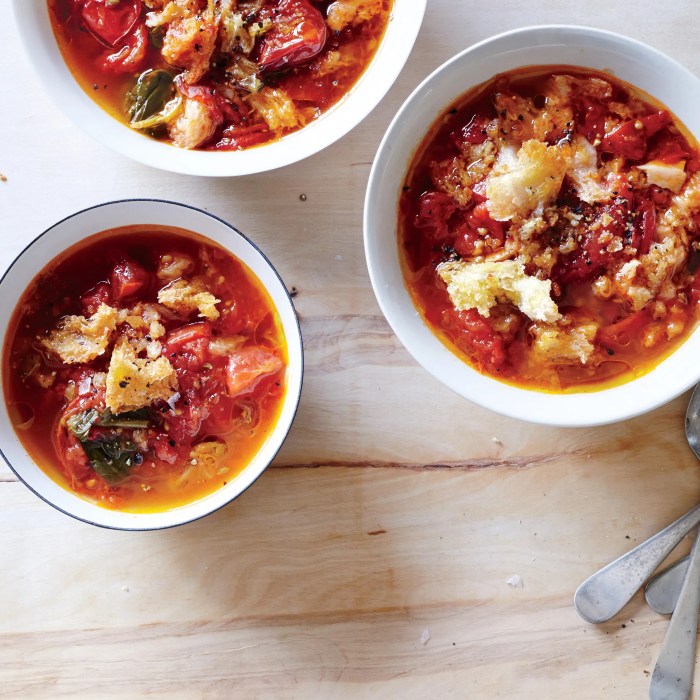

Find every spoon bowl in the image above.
[645,555,691,616]
[686,388,700,460]
[574,384,700,623]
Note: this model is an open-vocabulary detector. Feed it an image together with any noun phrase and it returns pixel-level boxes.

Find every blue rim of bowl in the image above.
[363,24,700,426]
[0,198,304,530]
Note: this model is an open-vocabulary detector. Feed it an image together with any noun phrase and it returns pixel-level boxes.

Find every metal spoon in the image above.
[649,533,700,700]
[574,384,700,624]
[646,554,691,615]
[574,504,700,623]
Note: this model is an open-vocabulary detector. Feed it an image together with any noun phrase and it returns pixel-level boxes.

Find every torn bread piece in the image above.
[41,303,117,365]
[437,259,561,323]
[485,140,571,221]
[157,278,221,320]
[106,337,178,414]
[530,322,598,365]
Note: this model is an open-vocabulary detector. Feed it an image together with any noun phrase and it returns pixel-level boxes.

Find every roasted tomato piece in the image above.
[164,322,212,368]
[554,182,632,284]
[110,258,150,302]
[445,308,507,371]
[218,298,268,336]
[63,434,95,482]
[580,101,607,143]
[152,433,179,464]
[468,202,505,242]
[216,123,274,151]
[647,131,690,164]
[600,111,671,161]
[414,191,459,240]
[471,180,488,204]
[81,0,141,47]
[452,225,481,257]
[102,23,148,73]
[81,281,112,315]
[453,114,491,146]
[165,322,212,351]
[280,73,334,108]
[226,347,283,397]
[554,230,616,284]
[174,77,242,125]
[630,194,657,255]
[452,203,505,257]
[598,308,652,348]
[258,0,327,71]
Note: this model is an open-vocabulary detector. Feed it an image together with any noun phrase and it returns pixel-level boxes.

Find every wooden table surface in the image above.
[3,1,700,698]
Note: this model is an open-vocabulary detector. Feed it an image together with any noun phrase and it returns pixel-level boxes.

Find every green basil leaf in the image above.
[66,408,99,442]
[148,25,166,50]
[81,437,142,484]
[97,407,151,429]
[126,69,175,125]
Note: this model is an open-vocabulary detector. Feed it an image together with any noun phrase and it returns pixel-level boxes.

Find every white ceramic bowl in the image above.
[12,0,426,176]
[364,25,700,427]
[0,200,303,529]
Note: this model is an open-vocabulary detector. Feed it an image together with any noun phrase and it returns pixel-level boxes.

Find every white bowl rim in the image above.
[0,199,304,529]
[364,24,700,427]
[11,0,427,176]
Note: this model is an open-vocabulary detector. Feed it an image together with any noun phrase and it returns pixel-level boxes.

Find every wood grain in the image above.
[2,0,700,698]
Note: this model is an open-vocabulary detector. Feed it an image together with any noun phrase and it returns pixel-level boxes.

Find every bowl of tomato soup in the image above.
[0,200,303,529]
[12,0,426,175]
[365,26,700,426]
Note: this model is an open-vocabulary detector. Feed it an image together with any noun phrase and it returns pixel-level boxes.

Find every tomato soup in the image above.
[4,226,287,512]
[48,0,392,150]
[399,67,700,392]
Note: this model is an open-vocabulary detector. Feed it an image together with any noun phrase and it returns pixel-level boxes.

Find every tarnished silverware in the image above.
[645,555,691,616]
[649,534,700,700]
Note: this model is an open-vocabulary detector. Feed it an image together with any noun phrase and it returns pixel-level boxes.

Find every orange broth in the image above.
[3,226,288,512]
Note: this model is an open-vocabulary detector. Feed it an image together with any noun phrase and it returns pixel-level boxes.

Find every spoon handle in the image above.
[574,504,700,623]
[645,555,691,616]
[649,534,700,700]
